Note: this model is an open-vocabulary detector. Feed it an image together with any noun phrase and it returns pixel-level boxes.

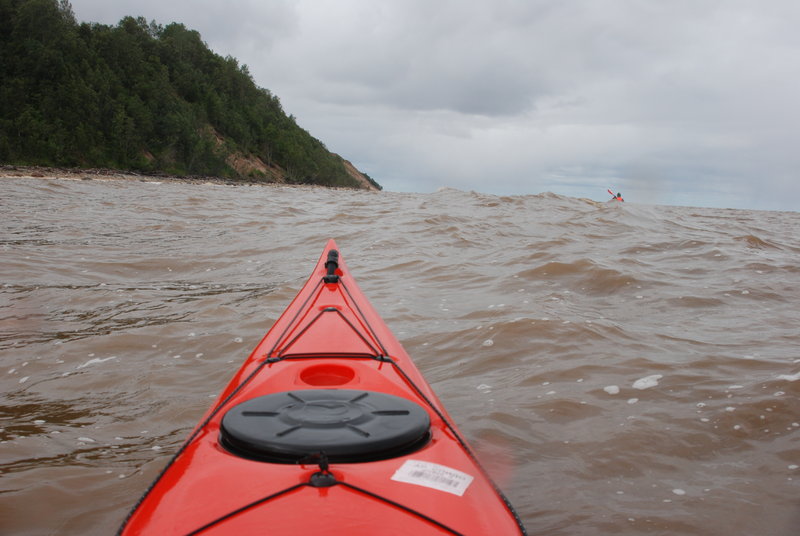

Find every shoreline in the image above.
[0,165,378,191]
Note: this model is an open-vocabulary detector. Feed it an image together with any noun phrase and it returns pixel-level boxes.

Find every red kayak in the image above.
[119,240,526,535]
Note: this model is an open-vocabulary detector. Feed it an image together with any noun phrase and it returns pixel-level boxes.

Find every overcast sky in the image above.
[68,0,799,211]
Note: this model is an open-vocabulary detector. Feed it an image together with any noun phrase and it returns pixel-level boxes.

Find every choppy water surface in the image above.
[2,176,799,535]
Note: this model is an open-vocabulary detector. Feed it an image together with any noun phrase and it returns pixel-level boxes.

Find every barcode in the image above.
[391,460,474,496]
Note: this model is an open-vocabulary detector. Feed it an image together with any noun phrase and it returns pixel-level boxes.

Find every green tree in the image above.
[0,0,380,189]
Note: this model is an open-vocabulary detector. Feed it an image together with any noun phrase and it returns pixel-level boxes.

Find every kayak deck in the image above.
[120,240,526,535]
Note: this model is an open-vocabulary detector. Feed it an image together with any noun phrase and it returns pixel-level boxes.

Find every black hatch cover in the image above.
[220,389,431,463]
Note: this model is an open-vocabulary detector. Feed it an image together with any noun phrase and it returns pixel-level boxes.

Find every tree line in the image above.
[0,0,381,189]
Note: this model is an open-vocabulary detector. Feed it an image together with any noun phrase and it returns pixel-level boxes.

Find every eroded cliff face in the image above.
[340,157,380,191]
[223,150,378,190]
[223,147,287,184]
[213,129,378,190]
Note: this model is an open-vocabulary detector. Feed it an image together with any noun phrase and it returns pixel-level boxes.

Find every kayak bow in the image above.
[119,240,526,535]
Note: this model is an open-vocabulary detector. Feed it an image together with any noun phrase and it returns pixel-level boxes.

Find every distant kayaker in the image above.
[608,189,624,202]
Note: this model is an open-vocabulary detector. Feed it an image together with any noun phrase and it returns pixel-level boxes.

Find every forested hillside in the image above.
[0,0,381,189]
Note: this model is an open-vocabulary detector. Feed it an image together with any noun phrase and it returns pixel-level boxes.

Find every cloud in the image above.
[70,0,298,57]
[68,0,800,210]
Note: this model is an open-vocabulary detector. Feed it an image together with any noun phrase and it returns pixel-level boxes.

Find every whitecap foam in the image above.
[632,374,663,390]
[76,356,117,369]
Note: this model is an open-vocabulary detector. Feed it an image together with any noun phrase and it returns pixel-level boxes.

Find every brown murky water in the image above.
[2,176,799,535]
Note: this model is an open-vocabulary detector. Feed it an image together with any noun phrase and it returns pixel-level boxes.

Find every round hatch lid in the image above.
[220,389,431,463]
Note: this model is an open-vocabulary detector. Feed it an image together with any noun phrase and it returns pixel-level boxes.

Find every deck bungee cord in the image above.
[185,454,467,536]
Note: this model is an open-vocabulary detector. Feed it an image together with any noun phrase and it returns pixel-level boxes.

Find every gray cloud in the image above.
[68,0,800,210]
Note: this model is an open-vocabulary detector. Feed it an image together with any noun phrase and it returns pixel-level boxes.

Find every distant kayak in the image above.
[119,240,526,535]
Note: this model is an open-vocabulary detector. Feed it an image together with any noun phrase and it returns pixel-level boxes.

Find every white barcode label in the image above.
[391,460,474,496]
